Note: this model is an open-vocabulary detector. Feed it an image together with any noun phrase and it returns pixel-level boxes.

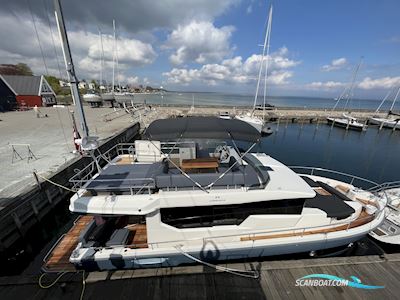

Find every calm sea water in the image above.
[260,123,400,184]
[144,92,399,111]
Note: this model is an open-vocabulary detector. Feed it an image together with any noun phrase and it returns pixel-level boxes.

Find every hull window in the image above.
[161,199,305,229]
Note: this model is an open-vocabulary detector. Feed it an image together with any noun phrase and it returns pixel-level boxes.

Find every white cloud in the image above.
[322,57,347,72]
[306,81,346,90]
[358,76,400,90]
[163,47,300,86]
[0,13,155,84]
[165,21,235,65]
[4,0,240,34]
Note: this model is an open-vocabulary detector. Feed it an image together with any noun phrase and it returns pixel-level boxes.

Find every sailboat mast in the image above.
[389,86,400,113]
[112,19,116,93]
[99,28,104,90]
[54,0,89,138]
[252,4,272,114]
[114,21,120,90]
[344,57,363,110]
[262,5,273,121]
[375,88,393,113]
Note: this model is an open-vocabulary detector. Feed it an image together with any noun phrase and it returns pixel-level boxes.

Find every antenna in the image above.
[54,0,89,138]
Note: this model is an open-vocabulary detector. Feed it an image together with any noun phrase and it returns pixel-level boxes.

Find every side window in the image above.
[161,199,305,229]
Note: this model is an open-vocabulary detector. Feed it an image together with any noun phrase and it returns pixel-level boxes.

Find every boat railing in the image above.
[289,166,381,191]
[78,178,156,195]
[368,180,400,193]
[42,233,66,271]
[69,142,196,191]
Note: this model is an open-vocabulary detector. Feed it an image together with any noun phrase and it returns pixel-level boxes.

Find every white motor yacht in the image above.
[369,182,400,245]
[43,117,386,272]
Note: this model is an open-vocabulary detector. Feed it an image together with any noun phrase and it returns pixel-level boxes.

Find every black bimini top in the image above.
[144,116,261,142]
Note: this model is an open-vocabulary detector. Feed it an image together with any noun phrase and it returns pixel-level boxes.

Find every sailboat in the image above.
[235,5,273,134]
[96,28,115,106]
[369,86,400,129]
[327,58,367,131]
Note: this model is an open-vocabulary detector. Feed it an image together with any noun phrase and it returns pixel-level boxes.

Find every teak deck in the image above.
[181,157,219,171]
[128,224,148,248]
[44,219,149,272]
[43,216,93,272]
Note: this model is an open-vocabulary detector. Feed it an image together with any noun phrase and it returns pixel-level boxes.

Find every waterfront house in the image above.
[0,75,56,108]
[78,81,87,89]
[0,77,17,111]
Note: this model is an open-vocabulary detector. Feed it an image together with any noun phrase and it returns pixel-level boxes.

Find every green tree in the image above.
[16,63,33,75]
[45,75,62,94]
[0,63,33,75]
[90,79,98,90]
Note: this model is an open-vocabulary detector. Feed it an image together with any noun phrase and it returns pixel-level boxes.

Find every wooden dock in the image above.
[2,254,400,299]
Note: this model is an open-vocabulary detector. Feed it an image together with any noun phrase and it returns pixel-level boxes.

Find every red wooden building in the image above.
[0,75,56,108]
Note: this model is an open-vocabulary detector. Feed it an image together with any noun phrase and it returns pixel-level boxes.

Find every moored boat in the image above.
[369,182,400,245]
[42,117,386,272]
[83,91,103,107]
[327,114,367,131]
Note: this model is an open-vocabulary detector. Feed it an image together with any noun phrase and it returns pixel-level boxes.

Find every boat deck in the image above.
[127,224,148,248]
[43,218,149,272]
[43,216,94,272]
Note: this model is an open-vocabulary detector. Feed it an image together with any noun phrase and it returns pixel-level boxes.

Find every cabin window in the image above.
[160,199,305,229]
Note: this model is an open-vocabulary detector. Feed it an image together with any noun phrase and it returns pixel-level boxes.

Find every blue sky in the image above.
[1,0,399,99]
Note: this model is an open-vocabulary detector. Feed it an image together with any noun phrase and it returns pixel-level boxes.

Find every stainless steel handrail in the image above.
[42,233,66,265]
[369,181,400,192]
[289,166,380,189]
[69,140,209,193]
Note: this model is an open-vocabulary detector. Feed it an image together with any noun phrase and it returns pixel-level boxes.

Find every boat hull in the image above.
[71,212,382,271]
[327,117,366,131]
[235,115,263,133]
[73,232,370,271]
[83,94,102,103]
[369,117,400,129]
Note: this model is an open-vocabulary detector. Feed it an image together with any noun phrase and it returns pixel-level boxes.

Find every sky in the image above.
[0,0,399,99]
